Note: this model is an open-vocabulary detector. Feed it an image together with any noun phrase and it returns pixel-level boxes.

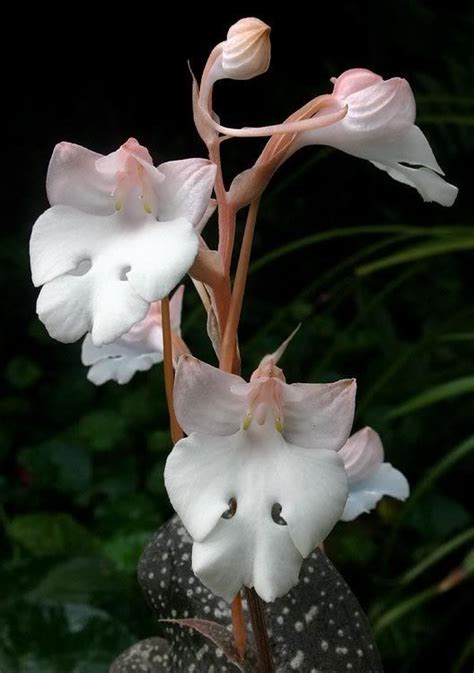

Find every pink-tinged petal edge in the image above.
[173,356,246,436]
[339,426,384,483]
[282,379,357,451]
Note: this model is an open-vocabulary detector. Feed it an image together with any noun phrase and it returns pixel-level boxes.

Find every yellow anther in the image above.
[143,200,152,214]
[275,417,284,433]
[115,196,123,211]
[243,413,253,431]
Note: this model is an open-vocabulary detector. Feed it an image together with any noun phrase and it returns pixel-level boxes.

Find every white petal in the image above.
[81,329,163,385]
[31,206,198,345]
[37,264,149,345]
[341,463,409,521]
[193,505,302,603]
[155,159,216,226]
[46,142,115,215]
[125,218,198,303]
[282,379,356,451]
[165,422,348,602]
[371,161,458,206]
[173,356,246,435]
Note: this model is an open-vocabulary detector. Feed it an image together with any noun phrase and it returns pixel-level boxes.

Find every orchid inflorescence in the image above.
[29,15,457,669]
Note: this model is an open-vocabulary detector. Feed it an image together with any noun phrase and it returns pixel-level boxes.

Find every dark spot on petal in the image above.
[221,497,237,519]
[271,502,287,525]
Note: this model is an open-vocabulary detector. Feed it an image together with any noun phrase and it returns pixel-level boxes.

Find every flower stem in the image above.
[231,593,247,659]
[245,588,275,673]
[219,198,260,372]
[161,297,183,445]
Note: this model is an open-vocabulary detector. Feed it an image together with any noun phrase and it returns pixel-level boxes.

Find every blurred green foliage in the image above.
[2,2,474,672]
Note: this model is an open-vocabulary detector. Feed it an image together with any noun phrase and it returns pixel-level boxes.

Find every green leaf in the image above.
[18,441,92,494]
[5,357,42,389]
[28,557,123,605]
[103,531,154,574]
[8,513,98,557]
[74,411,127,452]
[386,376,474,419]
[423,498,470,536]
[0,600,133,673]
[146,429,172,454]
[145,460,167,498]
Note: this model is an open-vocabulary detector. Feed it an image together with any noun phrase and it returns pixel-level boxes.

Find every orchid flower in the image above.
[165,345,356,602]
[81,285,186,385]
[30,139,216,346]
[339,426,409,521]
[292,68,458,206]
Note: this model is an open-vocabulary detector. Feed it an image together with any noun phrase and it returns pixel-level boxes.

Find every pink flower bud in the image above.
[221,17,271,80]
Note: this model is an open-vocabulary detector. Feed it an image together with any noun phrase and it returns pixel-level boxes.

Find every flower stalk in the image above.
[161,296,183,445]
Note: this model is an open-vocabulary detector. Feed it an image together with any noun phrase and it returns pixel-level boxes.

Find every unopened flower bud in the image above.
[221,17,271,80]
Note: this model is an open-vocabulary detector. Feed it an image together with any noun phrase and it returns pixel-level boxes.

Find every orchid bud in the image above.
[221,17,271,81]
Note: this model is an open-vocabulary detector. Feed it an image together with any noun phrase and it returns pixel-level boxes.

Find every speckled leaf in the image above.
[162,618,256,671]
[134,515,383,672]
[110,638,170,672]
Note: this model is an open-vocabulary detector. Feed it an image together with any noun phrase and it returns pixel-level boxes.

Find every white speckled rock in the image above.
[111,516,383,672]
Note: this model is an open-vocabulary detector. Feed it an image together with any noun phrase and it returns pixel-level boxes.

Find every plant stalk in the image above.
[161,297,183,445]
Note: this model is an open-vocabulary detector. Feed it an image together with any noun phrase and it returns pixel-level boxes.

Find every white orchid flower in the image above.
[81,285,185,385]
[165,346,356,602]
[295,68,458,206]
[30,138,215,346]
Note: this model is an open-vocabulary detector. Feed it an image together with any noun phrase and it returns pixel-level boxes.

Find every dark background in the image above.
[2,2,473,671]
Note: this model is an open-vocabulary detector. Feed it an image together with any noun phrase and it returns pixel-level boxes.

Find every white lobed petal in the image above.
[341,463,409,521]
[165,422,348,602]
[81,285,184,385]
[31,206,198,345]
[81,310,163,386]
[371,161,458,206]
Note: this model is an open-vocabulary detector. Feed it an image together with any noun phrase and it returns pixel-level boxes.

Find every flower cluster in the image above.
[29,16,455,608]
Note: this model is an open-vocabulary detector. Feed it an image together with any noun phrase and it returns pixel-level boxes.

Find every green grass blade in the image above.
[356,236,474,277]
[249,225,466,275]
[407,435,474,514]
[399,528,474,586]
[373,586,438,635]
[386,376,474,420]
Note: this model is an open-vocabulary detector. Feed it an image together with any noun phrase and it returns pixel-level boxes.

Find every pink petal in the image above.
[338,426,384,483]
[173,356,246,436]
[155,159,216,226]
[47,142,115,215]
[282,379,356,451]
[332,68,383,98]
